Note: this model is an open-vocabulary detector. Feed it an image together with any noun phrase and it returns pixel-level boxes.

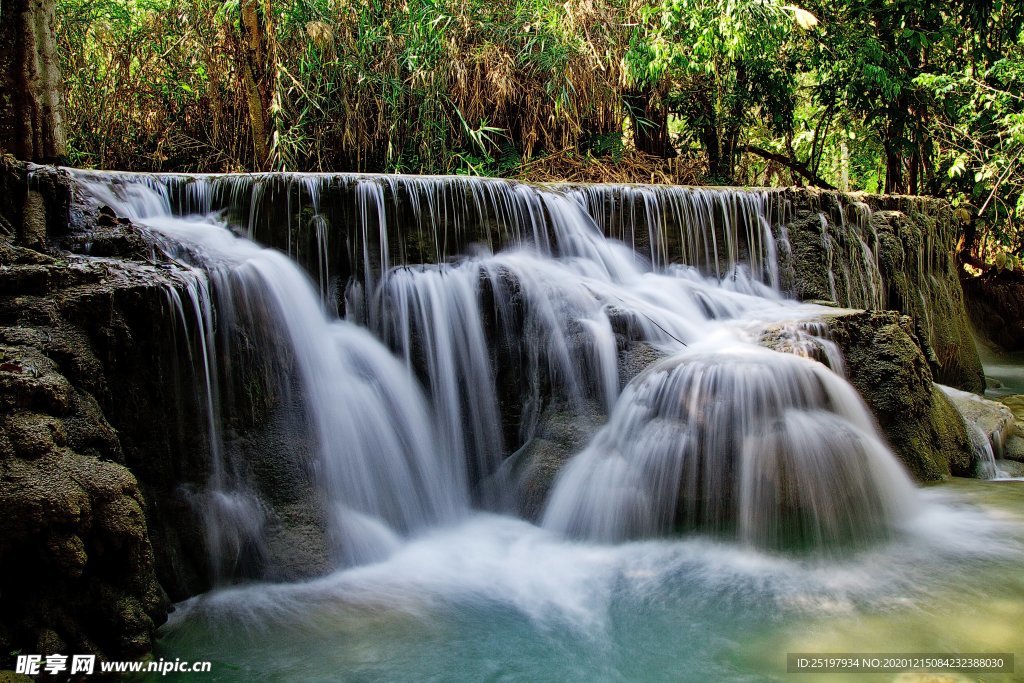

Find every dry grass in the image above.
[56,0,646,176]
[515,147,705,185]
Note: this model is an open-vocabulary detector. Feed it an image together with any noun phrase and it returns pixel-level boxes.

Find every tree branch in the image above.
[740,145,837,189]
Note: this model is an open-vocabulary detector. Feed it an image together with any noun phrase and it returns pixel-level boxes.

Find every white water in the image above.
[156,484,1024,681]
[61,170,1024,680]
[69,169,926,568]
[542,345,917,549]
[76,176,468,570]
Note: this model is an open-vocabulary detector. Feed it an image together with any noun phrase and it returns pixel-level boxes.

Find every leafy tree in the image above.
[917,17,1024,266]
[625,0,816,183]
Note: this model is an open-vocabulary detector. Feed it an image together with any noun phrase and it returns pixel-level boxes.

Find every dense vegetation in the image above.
[51,0,1024,263]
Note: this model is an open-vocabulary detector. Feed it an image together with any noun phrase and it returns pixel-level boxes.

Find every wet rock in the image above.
[821,310,974,480]
[504,399,604,521]
[62,206,150,260]
[996,459,1024,477]
[938,386,1015,456]
[994,395,1024,462]
[262,501,331,581]
[994,394,1024,429]
[774,190,983,393]
[1004,436,1024,463]
[617,341,668,388]
[0,159,178,669]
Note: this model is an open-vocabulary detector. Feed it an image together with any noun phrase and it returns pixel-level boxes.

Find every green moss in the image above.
[824,311,973,481]
[776,191,983,393]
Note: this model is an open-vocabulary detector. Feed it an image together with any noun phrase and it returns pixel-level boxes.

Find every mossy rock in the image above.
[823,310,974,480]
[771,190,983,393]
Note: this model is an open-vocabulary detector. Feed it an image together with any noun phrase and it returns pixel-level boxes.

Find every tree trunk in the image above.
[624,88,676,158]
[0,0,67,163]
[839,137,850,192]
[238,0,273,170]
[883,103,910,194]
[884,141,906,194]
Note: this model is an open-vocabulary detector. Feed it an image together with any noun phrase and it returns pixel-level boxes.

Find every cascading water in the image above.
[69,168,923,563]
[75,175,468,570]
[542,344,916,549]
[60,169,1024,681]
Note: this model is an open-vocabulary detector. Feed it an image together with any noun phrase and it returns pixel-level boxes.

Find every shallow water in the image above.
[152,479,1024,682]
[979,343,1024,398]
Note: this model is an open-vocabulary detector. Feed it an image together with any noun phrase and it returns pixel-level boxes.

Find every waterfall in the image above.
[73,174,468,571]
[541,344,916,550]
[67,168,924,574]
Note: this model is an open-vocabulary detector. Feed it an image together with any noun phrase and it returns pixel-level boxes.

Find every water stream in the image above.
[65,170,1024,681]
[157,481,1024,682]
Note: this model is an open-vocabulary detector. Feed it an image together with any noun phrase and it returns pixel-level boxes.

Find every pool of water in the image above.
[151,480,1024,682]
[978,342,1024,398]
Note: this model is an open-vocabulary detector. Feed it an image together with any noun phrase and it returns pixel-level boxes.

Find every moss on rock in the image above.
[823,310,974,480]
[772,190,983,393]
[0,157,173,669]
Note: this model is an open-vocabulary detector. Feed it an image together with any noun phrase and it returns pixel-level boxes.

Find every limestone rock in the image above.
[504,399,604,521]
[962,271,1024,351]
[773,190,983,393]
[995,459,1024,477]
[0,159,178,669]
[1004,436,1024,463]
[938,385,1015,456]
[821,310,974,480]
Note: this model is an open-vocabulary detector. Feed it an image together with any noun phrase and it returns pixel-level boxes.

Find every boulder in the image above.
[818,311,974,480]
[938,385,1015,456]
[995,459,1024,477]
[994,395,1024,462]
[503,398,604,521]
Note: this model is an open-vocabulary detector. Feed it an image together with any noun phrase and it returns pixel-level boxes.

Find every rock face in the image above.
[773,190,983,393]
[1,158,342,672]
[505,342,668,520]
[117,174,983,393]
[962,271,1024,351]
[0,158,174,666]
[820,311,974,480]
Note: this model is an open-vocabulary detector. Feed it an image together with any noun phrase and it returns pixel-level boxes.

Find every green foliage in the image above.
[916,41,1024,252]
[55,0,629,172]
[622,0,811,181]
